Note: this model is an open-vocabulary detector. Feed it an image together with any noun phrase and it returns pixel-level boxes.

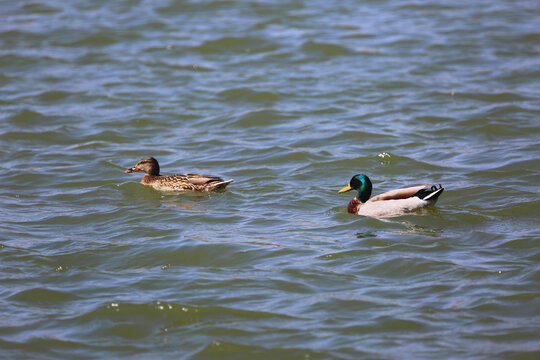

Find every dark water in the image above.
[1,0,540,359]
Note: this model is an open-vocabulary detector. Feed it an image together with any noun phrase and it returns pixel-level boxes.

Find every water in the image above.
[1,0,540,358]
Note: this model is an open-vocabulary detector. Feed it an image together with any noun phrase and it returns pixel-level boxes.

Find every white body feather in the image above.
[355,188,443,217]
[357,197,430,217]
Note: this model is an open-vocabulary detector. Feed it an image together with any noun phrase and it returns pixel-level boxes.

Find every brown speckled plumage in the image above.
[125,157,233,192]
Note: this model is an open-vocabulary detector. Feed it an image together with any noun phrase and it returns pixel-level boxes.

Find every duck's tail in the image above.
[414,184,444,204]
[211,179,234,191]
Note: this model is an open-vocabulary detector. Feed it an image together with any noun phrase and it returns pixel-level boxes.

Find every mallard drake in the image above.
[339,174,443,217]
[125,157,233,192]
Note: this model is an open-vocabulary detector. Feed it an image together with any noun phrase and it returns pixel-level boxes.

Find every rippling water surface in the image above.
[1,0,540,359]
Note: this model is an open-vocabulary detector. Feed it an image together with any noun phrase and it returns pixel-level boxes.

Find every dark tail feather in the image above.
[414,184,444,203]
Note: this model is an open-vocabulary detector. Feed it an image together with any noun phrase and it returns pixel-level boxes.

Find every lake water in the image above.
[1,0,539,359]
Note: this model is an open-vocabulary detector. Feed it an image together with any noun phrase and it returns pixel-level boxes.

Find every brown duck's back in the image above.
[142,173,233,191]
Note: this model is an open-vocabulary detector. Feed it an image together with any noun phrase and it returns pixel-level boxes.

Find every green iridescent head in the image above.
[339,174,373,202]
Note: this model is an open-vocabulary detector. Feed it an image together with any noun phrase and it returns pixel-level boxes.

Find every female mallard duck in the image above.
[339,174,443,217]
[125,157,233,192]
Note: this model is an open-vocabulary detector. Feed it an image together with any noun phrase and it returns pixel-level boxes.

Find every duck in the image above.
[339,174,443,217]
[125,157,233,192]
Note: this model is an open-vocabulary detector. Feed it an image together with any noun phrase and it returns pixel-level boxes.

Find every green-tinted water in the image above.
[1,0,539,359]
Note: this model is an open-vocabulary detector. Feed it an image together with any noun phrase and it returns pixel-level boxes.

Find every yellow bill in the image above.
[339,184,352,193]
